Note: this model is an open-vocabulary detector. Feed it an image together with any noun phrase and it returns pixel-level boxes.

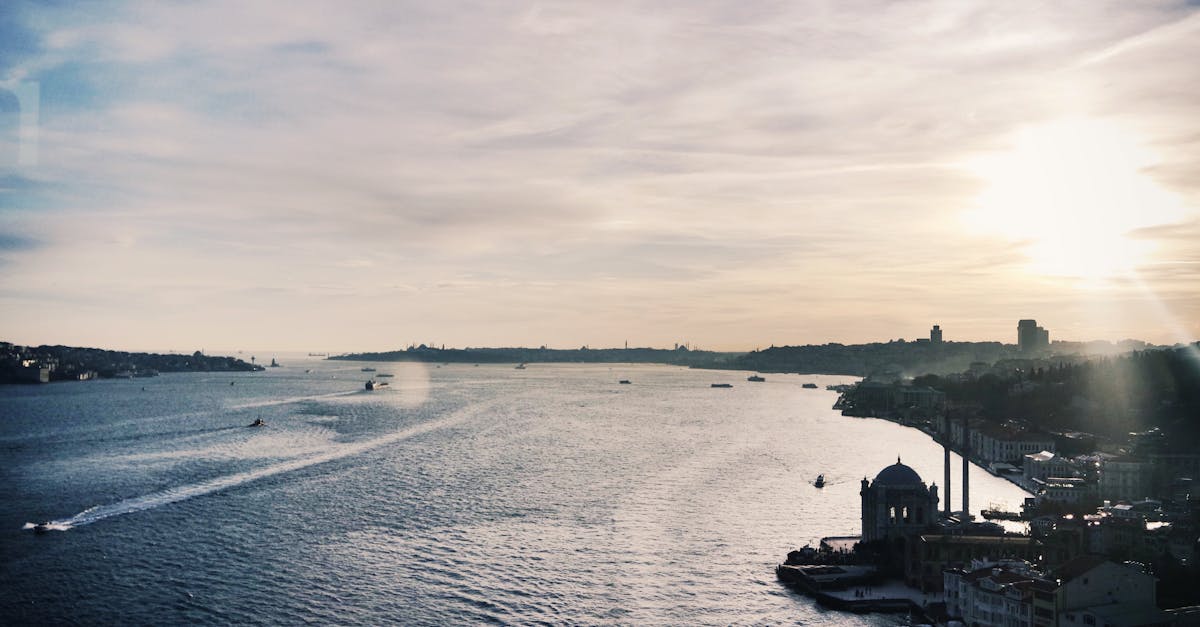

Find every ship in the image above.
[515,363,527,370]
[361,367,376,372]
[618,380,631,384]
[747,375,765,382]
[802,383,818,389]
[711,383,733,388]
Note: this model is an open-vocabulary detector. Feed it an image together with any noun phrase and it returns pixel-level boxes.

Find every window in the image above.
[1084,615,1095,625]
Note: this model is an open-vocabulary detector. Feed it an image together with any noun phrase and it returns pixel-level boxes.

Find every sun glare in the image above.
[963,118,1189,283]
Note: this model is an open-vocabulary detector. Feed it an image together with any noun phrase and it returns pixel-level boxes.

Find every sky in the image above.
[1,1,1199,353]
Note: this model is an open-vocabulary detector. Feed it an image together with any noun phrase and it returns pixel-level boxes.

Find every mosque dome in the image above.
[872,459,924,486]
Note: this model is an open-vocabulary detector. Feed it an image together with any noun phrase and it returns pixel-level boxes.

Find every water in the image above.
[0,362,1030,625]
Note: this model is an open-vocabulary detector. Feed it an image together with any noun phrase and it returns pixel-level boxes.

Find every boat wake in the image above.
[26,399,500,532]
[228,390,359,410]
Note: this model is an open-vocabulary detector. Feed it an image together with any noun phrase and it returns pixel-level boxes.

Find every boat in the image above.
[814,474,825,488]
[33,522,50,534]
[711,383,733,388]
[361,367,377,372]
[269,358,280,367]
[515,363,527,370]
[365,379,389,390]
[802,383,818,389]
[618,380,631,384]
[747,375,765,382]
[249,418,266,428]
[376,373,394,378]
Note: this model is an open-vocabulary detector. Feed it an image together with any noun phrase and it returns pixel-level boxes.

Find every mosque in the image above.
[859,457,940,581]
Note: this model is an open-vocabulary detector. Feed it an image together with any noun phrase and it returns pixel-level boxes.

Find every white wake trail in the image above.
[31,400,495,531]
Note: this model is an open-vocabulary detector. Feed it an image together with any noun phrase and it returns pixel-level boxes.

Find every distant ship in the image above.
[376,373,394,378]
[270,358,280,368]
[747,375,765,382]
[365,379,388,391]
[361,367,376,372]
[802,383,818,389]
[619,380,631,384]
[814,474,825,488]
[515,363,527,370]
[711,383,733,388]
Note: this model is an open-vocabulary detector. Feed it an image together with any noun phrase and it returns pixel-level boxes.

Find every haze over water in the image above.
[1,361,1028,625]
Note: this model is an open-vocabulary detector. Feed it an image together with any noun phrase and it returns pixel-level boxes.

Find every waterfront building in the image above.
[931,324,943,344]
[971,425,1055,465]
[1033,556,1166,627]
[917,535,1046,593]
[944,561,1039,627]
[1099,457,1153,502]
[1024,451,1080,485]
[1032,477,1093,506]
[1151,453,1200,499]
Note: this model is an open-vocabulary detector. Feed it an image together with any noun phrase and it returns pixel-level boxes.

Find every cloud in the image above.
[0,1,1198,349]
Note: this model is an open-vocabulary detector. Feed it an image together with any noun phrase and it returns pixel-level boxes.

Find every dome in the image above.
[872,459,924,486]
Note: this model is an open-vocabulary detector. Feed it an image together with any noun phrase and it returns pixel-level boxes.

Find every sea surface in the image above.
[1,361,1031,625]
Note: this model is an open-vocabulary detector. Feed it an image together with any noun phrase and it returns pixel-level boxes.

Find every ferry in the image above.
[814,474,825,488]
[747,375,765,382]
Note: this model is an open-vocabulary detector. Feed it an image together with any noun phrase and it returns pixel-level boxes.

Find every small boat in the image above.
[269,358,280,367]
[747,375,765,382]
[249,418,266,428]
[515,363,527,370]
[365,379,389,390]
[711,383,733,388]
[618,380,631,384]
[376,373,394,378]
[802,383,818,389]
[33,522,51,534]
[814,474,825,488]
[361,367,377,372]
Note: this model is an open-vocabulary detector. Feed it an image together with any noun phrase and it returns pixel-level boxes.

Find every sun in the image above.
[962,118,1188,283]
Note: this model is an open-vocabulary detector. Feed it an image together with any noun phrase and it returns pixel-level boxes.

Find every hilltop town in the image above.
[0,342,264,383]
[781,321,1200,624]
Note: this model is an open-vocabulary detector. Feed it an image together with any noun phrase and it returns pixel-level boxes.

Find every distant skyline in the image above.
[2,2,1199,352]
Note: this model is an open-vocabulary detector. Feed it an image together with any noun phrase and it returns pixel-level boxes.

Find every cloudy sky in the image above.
[1,1,1198,353]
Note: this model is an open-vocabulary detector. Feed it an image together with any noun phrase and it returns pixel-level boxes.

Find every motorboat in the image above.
[802,383,818,389]
[249,418,266,427]
[33,522,50,534]
[365,379,389,391]
[618,380,631,384]
[814,474,825,488]
[515,363,527,370]
[747,375,765,382]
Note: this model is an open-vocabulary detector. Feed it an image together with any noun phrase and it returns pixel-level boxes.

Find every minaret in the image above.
[943,438,952,517]
[961,414,971,517]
